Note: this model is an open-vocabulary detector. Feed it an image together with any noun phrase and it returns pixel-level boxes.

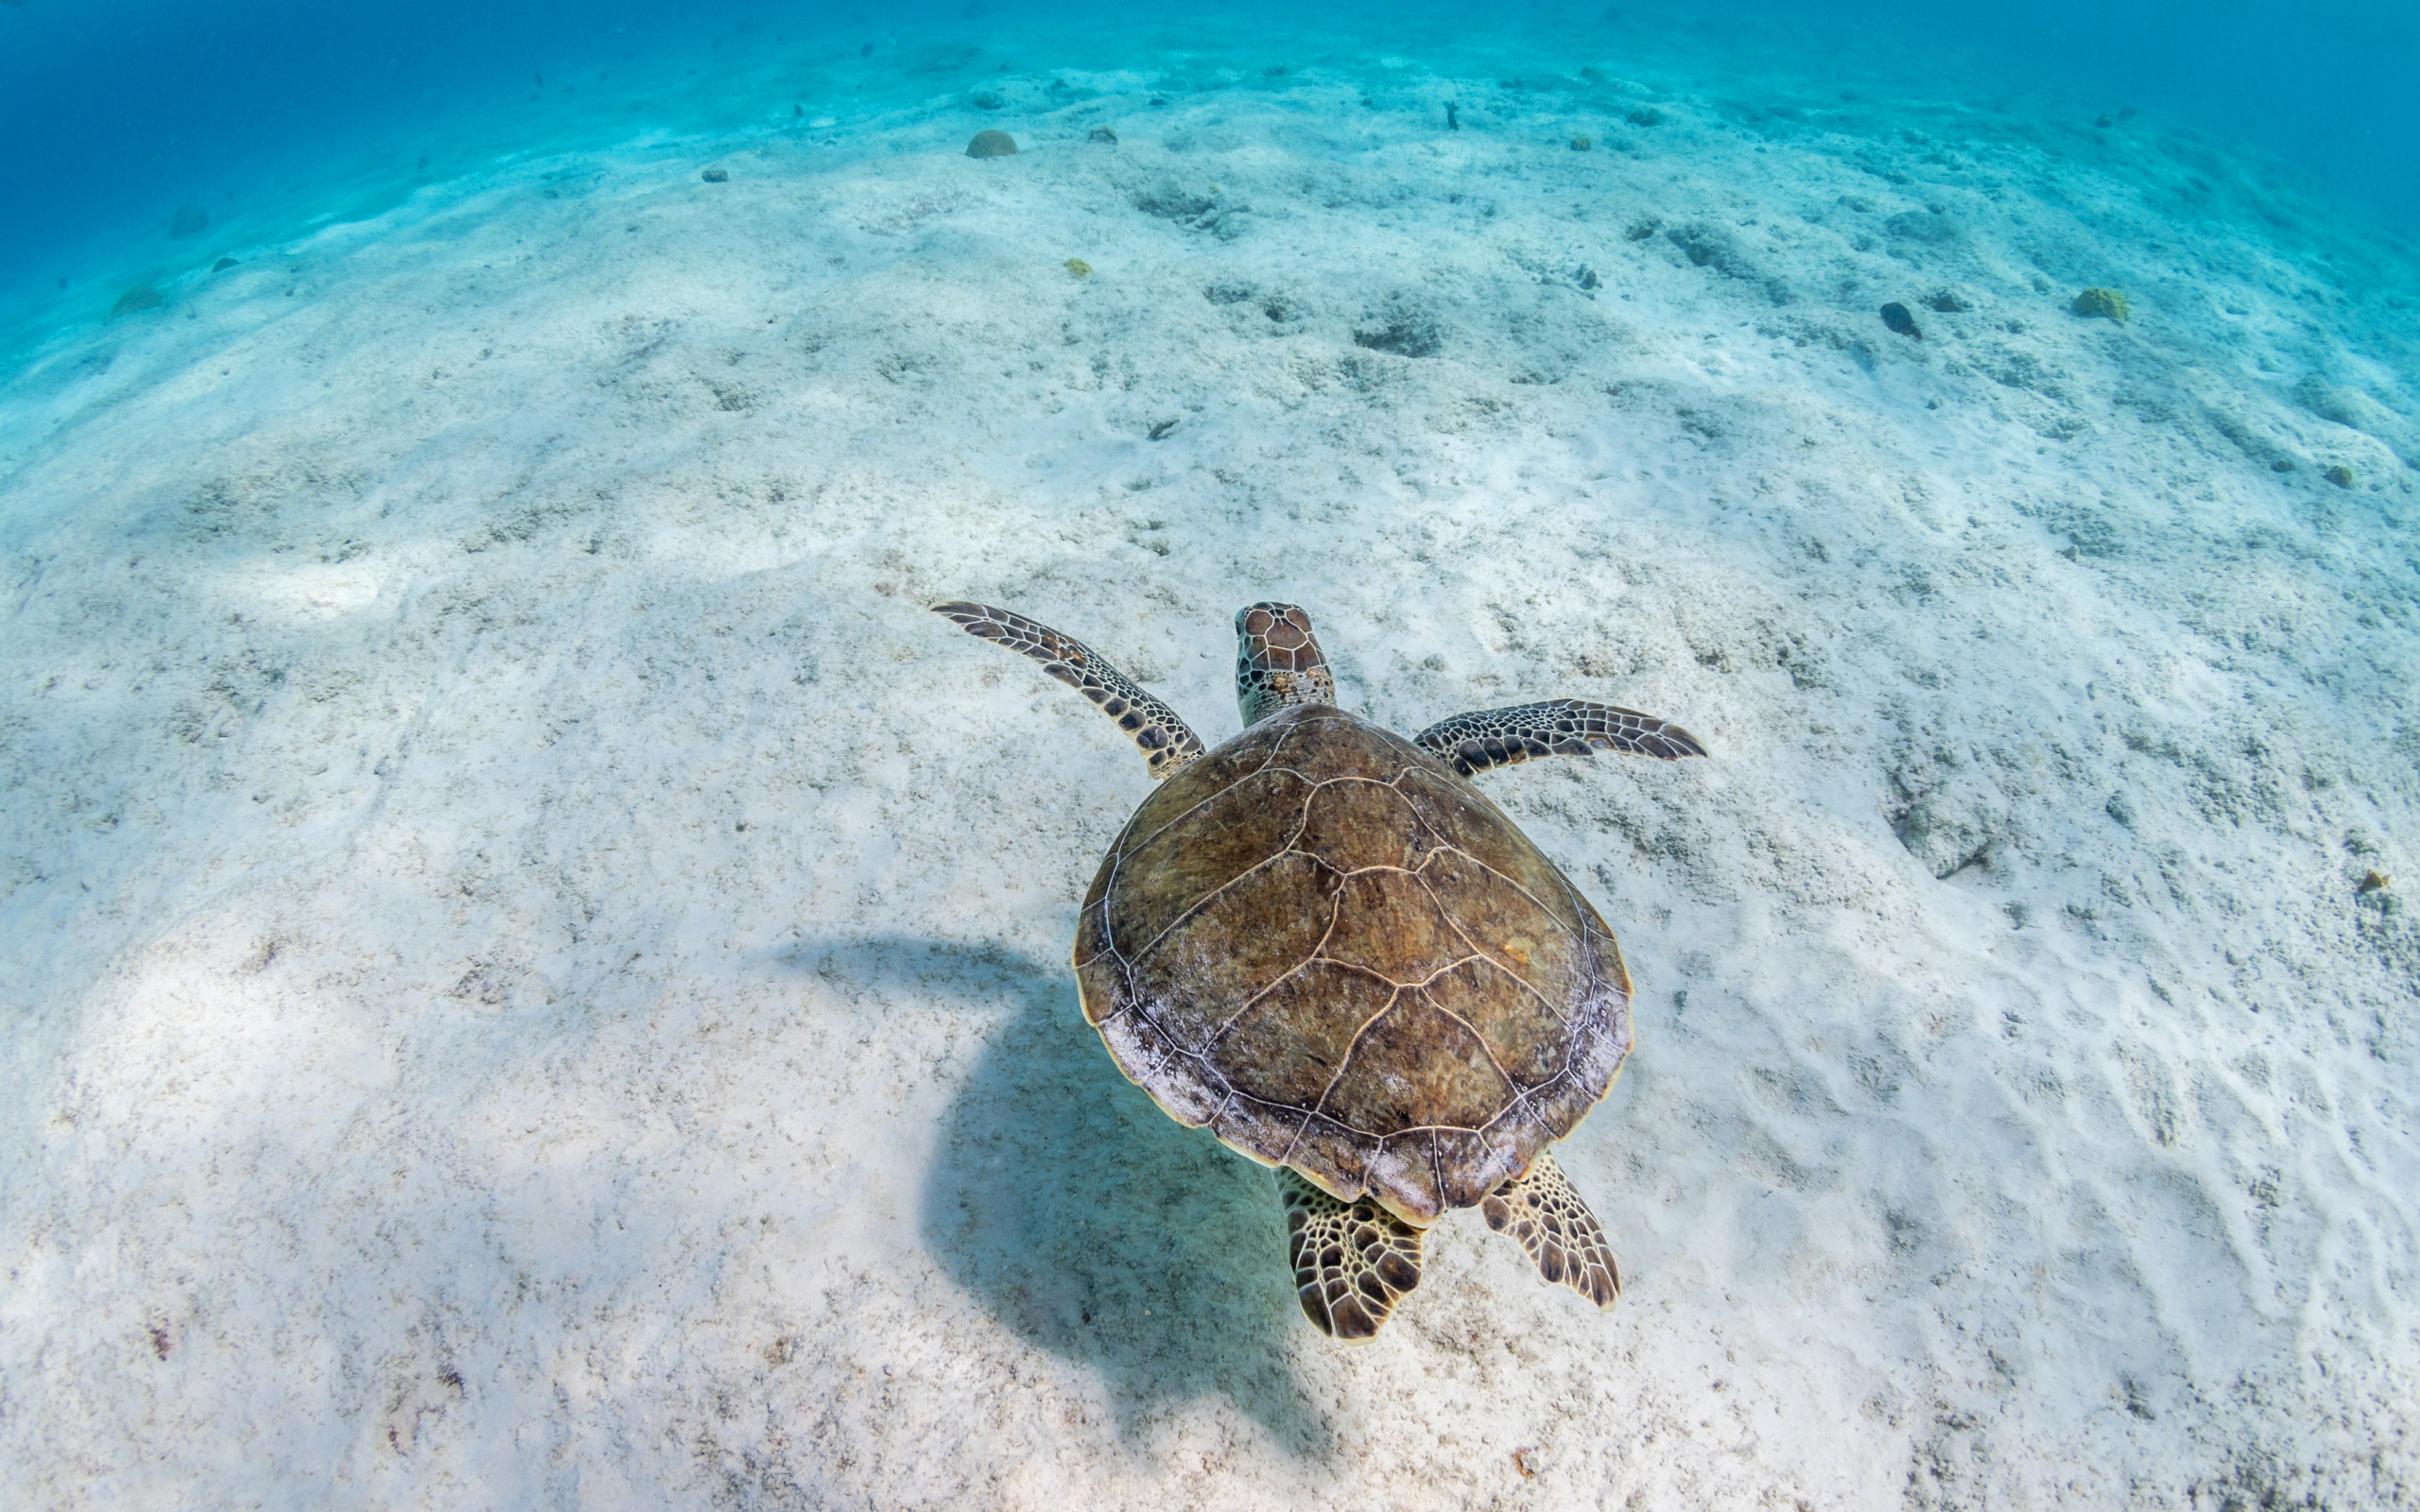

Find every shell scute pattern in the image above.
[1075,703,1635,1222]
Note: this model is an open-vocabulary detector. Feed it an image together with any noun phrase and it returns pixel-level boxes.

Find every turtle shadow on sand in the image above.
[801,936,1334,1455]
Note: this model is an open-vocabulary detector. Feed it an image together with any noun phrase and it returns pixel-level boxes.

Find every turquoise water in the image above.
[2,2,2415,336]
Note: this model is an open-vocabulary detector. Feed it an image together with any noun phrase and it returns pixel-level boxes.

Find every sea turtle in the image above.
[935,599,1705,1339]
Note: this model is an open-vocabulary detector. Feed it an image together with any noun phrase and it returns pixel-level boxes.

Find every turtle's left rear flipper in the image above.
[1482,1153,1620,1310]
[1279,1170,1424,1341]
[1414,699,1704,778]
[932,601,1206,780]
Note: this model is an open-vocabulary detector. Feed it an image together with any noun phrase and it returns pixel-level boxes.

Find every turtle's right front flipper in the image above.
[933,602,1206,780]
[1279,1169,1425,1342]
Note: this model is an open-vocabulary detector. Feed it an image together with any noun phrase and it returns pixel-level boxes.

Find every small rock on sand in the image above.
[2072,286,2130,320]
[1088,126,1118,144]
[966,129,1018,159]
[2325,464,2357,489]
[1570,135,1593,151]
[212,258,239,272]
[1880,301,1922,339]
[701,167,729,182]
[111,285,163,318]
[169,205,209,239]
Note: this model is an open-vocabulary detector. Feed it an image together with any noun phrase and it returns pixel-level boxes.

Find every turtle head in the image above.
[1235,602,1336,726]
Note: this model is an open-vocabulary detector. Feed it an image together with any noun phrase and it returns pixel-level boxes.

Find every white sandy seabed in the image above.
[1,39,2416,1512]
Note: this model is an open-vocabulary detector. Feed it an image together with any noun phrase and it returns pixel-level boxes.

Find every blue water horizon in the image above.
[2,0,2414,342]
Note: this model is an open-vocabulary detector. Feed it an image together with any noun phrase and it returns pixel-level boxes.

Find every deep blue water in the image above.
[1,0,2414,321]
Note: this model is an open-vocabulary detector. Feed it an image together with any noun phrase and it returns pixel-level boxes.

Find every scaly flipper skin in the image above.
[1414,698,1706,777]
[1481,1152,1621,1309]
[933,602,1206,780]
[1280,1169,1425,1342]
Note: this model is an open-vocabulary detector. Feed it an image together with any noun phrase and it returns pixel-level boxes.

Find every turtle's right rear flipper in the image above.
[1481,1152,1620,1310]
[932,601,1205,780]
[1279,1169,1424,1342]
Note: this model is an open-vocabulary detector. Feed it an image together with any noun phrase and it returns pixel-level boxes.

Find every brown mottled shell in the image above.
[1075,705,1634,1225]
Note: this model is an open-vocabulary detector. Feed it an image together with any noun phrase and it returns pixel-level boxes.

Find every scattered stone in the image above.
[2072,286,2130,321]
[2272,458,2295,472]
[169,204,209,239]
[1148,419,1180,440]
[1880,301,1922,339]
[1625,107,1664,127]
[212,257,238,272]
[2095,113,2114,129]
[1570,134,1593,151]
[1624,215,1662,242]
[1924,288,1970,313]
[2358,869,2391,894]
[970,90,1005,111]
[793,103,804,117]
[111,285,163,318]
[966,129,1018,159]
[1064,258,1092,278]
[1446,102,1460,130]
[2325,463,2357,489]
[1088,126,1118,144]
[700,166,729,182]
[1512,1447,1543,1478]
[1577,266,1601,290]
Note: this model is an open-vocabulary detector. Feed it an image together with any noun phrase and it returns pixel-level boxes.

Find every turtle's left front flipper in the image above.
[1414,698,1705,778]
[933,601,1206,780]
[1482,1152,1620,1310]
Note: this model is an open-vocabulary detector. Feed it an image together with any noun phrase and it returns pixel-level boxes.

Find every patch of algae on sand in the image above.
[1064,258,1092,278]
[2072,285,2130,320]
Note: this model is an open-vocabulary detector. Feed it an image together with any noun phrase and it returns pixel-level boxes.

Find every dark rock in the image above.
[861,42,874,57]
[2095,113,2114,129]
[111,285,163,318]
[1088,126,1118,144]
[1880,301,1922,339]
[212,257,239,272]
[700,166,729,182]
[2325,464,2357,489]
[1625,107,1664,127]
[794,103,804,117]
[1624,215,1661,242]
[970,89,1005,111]
[1446,102,1460,130]
[966,129,1019,159]
[1924,288,1970,313]
[1577,266,1600,290]
[169,204,210,239]
[1569,135,1593,151]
